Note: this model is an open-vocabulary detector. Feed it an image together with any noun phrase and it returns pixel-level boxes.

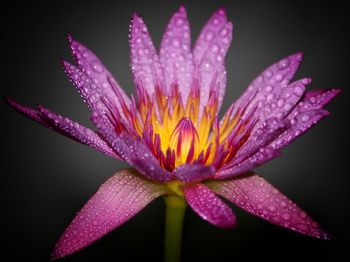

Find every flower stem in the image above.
[164,194,187,262]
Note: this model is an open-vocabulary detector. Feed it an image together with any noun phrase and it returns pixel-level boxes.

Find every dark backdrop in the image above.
[2,0,349,261]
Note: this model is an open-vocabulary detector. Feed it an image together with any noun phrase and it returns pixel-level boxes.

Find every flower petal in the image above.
[172,164,215,182]
[208,173,331,239]
[271,109,329,150]
[67,34,131,112]
[37,106,119,159]
[183,183,236,228]
[160,6,194,103]
[91,112,173,182]
[6,98,118,159]
[51,168,169,259]
[130,13,165,95]
[215,146,280,179]
[232,53,303,121]
[193,8,232,114]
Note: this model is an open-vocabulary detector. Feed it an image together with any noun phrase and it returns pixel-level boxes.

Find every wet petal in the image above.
[91,112,173,182]
[160,6,194,103]
[37,106,119,159]
[130,13,165,95]
[67,34,131,114]
[6,98,118,159]
[215,147,280,179]
[231,53,303,122]
[51,168,169,259]
[271,109,329,150]
[172,164,215,182]
[193,8,232,114]
[209,173,331,239]
[183,183,236,228]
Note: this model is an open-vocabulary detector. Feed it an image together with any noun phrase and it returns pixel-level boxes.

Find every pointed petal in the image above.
[91,112,173,182]
[172,164,215,182]
[160,6,194,102]
[67,34,131,108]
[216,146,280,179]
[232,53,303,122]
[6,97,48,126]
[6,98,118,159]
[52,168,169,259]
[183,183,236,228]
[37,106,119,159]
[130,13,165,95]
[208,173,331,239]
[194,9,232,114]
[271,109,329,150]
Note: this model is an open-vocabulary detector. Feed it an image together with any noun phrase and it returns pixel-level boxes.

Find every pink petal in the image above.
[6,98,118,159]
[91,112,173,182]
[183,183,236,228]
[231,53,303,122]
[215,146,280,179]
[172,164,215,182]
[271,109,329,150]
[51,169,168,259]
[193,8,232,114]
[160,6,194,103]
[67,35,131,119]
[208,173,331,239]
[130,13,165,95]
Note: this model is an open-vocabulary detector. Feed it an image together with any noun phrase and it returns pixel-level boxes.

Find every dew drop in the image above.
[90,60,103,73]
[278,58,290,69]
[201,59,212,72]
[301,114,310,122]
[277,99,285,107]
[171,38,180,48]
[293,85,304,96]
[205,31,214,41]
[175,17,184,26]
[210,43,220,54]
[265,85,273,92]
[264,70,273,78]
[82,50,89,58]
[219,27,228,37]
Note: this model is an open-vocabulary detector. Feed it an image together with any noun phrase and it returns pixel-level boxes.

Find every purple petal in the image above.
[271,109,329,150]
[130,13,165,95]
[6,98,118,159]
[183,183,236,228]
[37,106,119,159]
[261,78,311,121]
[231,53,303,121]
[67,34,131,110]
[6,97,48,126]
[91,112,173,182]
[51,168,168,259]
[215,146,280,179]
[160,6,194,103]
[172,164,215,182]
[193,8,232,114]
[208,173,331,239]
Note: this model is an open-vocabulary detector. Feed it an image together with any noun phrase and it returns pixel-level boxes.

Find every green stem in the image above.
[164,194,187,262]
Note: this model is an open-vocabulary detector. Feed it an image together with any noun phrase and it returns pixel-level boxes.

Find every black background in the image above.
[2,0,350,261]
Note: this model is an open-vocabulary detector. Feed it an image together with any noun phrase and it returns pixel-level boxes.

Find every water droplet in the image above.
[282,213,291,220]
[301,114,310,122]
[300,211,307,219]
[278,58,290,69]
[205,31,214,41]
[171,38,180,48]
[90,60,103,73]
[284,102,293,111]
[268,205,277,212]
[277,99,285,107]
[264,70,273,78]
[82,50,89,58]
[219,27,228,37]
[175,17,184,26]
[293,85,304,96]
[275,73,284,82]
[309,97,316,104]
[265,85,273,92]
[267,93,275,101]
[210,43,220,53]
[201,59,212,72]
[212,18,220,25]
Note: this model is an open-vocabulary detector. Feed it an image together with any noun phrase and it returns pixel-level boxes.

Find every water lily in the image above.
[7,6,339,261]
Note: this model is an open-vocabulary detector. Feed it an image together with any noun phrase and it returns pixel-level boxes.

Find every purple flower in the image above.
[7,6,340,260]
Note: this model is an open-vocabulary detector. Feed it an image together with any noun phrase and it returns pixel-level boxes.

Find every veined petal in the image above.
[130,13,165,95]
[160,6,194,103]
[172,164,215,182]
[231,53,303,122]
[67,34,131,115]
[183,183,236,228]
[193,8,232,114]
[216,147,280,179]
[6,98,118,159]
[51,168,169,259]
[91,112,173,182]
[208,173,331,239]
